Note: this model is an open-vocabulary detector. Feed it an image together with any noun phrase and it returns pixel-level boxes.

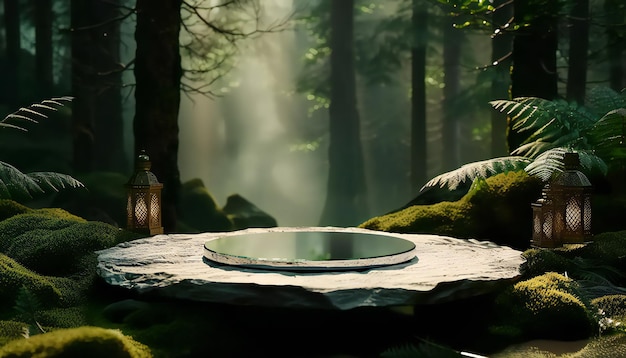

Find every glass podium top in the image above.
[203,230,417,271]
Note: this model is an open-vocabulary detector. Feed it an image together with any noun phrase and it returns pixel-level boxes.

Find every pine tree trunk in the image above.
[442,18,462,171]
[509,0,558,151]
[34,0,53,97]
[566,0,589,103]
[410,0,427,193]
[605,0,624,91]
[320,0,368,226]
[3,0,20,108]
[134,0,182,232]
[490,0,512,156]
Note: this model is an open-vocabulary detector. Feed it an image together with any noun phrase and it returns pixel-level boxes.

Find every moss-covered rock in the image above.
[493,272,596,341]
[0,213,119,276]
[0,326,152,358]
[222,194,278,229]
[178,178,233,232]
[520,248,577,279]
[360,171,543,249]
[593,295,626,321]
[360,200,473,237]
[0,200,32,221]
[0,321,29,346]
[0,254,82,309]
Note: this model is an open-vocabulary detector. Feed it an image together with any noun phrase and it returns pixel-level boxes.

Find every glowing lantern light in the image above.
[126,150,163,235]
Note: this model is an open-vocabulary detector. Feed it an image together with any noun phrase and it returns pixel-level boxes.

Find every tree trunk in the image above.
[490,0,512,156]
[509,0,558,151]
[442,17,462,171]
[92,0,127,173]
[605,0,624,91]
[34,0,53,98]
[566,0,589,104]
[71,0,127,174]
[319,0,368,226]
[3,0,20,108]
[410,0,427,192]
[134,0,182,232]
[71,0,97,173]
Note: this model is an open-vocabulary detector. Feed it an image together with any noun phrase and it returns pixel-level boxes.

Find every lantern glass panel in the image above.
[565,196,582,232]
[150,193,160,225]
[135,193,148,226]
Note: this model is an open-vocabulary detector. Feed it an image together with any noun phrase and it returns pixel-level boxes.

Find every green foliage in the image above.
[0,200,32,221]
[494,272,597,340]
[0,213,119,276]
[592,295,626,320]
[421,156,532,191]
[362,171,543,248]
[0,98,84,202]
[520,248,577,278]
[0,326,152,358]
[0,321,28,346]
[0,254,81,310]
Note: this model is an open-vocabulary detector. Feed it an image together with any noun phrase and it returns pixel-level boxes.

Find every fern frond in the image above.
[525,148,607,181]
[27,172,85,193]
[587,108,626,168]
[586,87,626,117]
[420,156,532,192]
[490,97,596,146]
[1,97,73,131]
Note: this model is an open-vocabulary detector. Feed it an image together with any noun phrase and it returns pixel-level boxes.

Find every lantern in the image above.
[531,185,565,248]
[551,152,593,244]
[126,151,163,235]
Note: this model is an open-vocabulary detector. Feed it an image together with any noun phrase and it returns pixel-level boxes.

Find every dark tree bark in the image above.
[319,0,368,226]
[509,0,558,151]
[490,0,513,156]
[71,0,97,173]
[134,0,182,232]
[442,17,462,171]
[605,0,624,91]
[34,0,53,97]
[566,0,589,103]
[410,0,427,192]
[71,0,127,173]
[3,0,20,108]
[92,0,126,173]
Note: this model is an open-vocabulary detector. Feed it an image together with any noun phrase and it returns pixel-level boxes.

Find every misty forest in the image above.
[0,0,626,357]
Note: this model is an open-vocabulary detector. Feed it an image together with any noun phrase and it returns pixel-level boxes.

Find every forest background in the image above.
[0,0,623,231]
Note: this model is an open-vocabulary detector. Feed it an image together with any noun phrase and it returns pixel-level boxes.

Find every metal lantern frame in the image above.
[126,151,164,235]
[550,152,593,244]
[531,185,565,248]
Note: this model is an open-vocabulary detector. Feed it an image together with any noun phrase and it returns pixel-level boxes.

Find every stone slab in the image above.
[96,227,524,310]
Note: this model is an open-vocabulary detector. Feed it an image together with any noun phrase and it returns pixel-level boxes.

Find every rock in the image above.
[103,299,151,324]
[96,227,524,310]
[222,194,278,229]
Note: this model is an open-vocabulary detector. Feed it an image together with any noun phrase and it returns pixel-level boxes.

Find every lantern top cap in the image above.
[135,150,151,171]
[563,152,580,170]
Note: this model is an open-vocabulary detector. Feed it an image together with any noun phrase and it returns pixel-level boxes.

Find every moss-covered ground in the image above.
[1,186,626,357]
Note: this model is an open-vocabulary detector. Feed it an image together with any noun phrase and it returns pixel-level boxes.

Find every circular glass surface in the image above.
[203,231,417,271]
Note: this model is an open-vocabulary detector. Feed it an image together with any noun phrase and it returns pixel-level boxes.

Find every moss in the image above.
[178,178,232,232]
[360,171,543,248]
[0,321,28,346]
[592,295,626,319]
[1,217,119,276]
[0,254,82,310]
[0,326,152,358]
[0,200,32,222]
[360,200,473,236]
[520,248,577,279]
[494,272,596,340]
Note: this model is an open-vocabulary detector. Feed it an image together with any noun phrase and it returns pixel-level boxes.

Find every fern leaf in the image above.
[0,162,46,200]
[1,97,73,131]
[525,148,607,181]
[420,156,532,192]
[588,108,626,167]
[27,172,85,193]
[586,87,626,117]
